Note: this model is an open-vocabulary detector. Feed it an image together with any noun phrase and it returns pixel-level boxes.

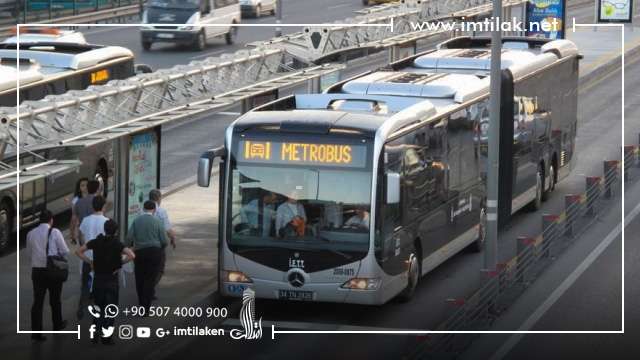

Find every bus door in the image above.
[512,97,537,201]
[376,143,412,276]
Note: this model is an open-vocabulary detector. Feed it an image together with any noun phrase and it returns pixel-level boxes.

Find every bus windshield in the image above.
[228,163,372,254]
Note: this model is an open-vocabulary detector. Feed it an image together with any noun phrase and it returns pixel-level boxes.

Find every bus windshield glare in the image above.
[228,138,372,254]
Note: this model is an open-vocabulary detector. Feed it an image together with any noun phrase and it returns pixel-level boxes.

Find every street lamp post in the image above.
[275,0,283,37]
[485,0,502,271]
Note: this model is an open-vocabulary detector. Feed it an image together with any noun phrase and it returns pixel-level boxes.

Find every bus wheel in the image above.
[398,253,420,302]
[194,31,207,51]
[0,201,12,253]
[469,207,486,253]
[542,164,555,201]
[526,168,543,211]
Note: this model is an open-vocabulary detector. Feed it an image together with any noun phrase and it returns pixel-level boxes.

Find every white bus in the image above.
[0,37,146,251]
[197,36,580,304]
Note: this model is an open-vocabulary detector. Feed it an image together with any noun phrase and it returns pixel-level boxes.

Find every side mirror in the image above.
[386,172,400,205]
[198,146,225,187]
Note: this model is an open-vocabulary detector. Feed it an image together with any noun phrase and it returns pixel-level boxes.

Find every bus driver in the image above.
[276,189,307,237]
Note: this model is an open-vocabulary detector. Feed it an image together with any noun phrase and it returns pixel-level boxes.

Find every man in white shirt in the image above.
[344,207,370,230]
[76,196,108,320]
[240,192,277,237]
[276,191,307,237]
[26,210,69,341]
[149,189,176,290]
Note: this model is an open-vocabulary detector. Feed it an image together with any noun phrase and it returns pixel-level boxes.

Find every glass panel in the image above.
[228,164,372,253]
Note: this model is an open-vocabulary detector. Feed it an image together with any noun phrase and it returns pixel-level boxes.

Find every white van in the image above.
[140,0,241,51]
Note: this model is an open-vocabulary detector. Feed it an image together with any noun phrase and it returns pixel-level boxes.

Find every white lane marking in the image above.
[223,318,422,334]
[190,49,227,60]
[488,202,640,360]
[328,3,352,10]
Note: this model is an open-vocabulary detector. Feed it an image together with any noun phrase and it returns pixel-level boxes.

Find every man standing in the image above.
[126,201,167,312]
[76,195,108,320]
[27,210,68,341]
[76,219,134,345]
[148,189,176,290]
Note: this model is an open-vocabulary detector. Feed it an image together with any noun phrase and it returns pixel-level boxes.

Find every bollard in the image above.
[541,214,559,258]
[624,146,634,182]
[603,160,618,199]
[564,194,581,237]
[585,176,600,216]
[516,236,535,283]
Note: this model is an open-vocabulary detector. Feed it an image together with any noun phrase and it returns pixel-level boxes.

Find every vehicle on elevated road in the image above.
[141,0,241,51]
[198,36,580,305]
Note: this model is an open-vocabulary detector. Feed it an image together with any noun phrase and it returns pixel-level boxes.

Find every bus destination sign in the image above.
[238,140,367,168]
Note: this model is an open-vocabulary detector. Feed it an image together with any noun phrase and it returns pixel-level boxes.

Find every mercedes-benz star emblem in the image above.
[288,272,305,288]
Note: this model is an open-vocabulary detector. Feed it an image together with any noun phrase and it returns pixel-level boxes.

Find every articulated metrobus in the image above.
[198,36,579,304]
[0,35,148,251]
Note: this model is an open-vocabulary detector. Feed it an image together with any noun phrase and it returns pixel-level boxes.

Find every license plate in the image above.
[278,290,314,301]
[157,33,175,39]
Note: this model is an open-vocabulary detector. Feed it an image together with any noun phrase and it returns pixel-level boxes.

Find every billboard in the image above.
[127,129,160,228]
[597,0,633,23]
[526,0,567,39]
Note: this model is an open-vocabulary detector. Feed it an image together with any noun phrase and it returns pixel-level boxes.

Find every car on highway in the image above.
[140,0,241,51]
[239,0,276,18]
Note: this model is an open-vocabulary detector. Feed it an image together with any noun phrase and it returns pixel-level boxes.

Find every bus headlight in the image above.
[224,270,253,283]
[341,278,381,290]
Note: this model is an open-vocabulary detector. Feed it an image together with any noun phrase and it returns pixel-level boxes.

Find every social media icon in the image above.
[119,325,133,340]
[89,324,97,339]
[104,304,119,319]
[101,326,115,338]
[88,305,101,318]
[136,327,151,338]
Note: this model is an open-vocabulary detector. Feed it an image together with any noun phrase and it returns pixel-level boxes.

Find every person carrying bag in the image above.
[46,227,69,283]
[26,210,69,342]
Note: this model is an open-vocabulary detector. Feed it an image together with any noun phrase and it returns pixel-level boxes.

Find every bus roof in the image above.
[0,42,134,92]
[237,37,579,137]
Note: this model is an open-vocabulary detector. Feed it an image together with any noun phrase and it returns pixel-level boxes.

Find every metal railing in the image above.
[407,151,633,358]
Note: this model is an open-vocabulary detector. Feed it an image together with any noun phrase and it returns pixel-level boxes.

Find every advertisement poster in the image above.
[598,0,633,22]
[526,0,566,39]
[127,130,159,228]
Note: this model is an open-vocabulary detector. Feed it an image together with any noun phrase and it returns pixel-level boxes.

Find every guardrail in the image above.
[0,1,143,35]
[406,147,635,358]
